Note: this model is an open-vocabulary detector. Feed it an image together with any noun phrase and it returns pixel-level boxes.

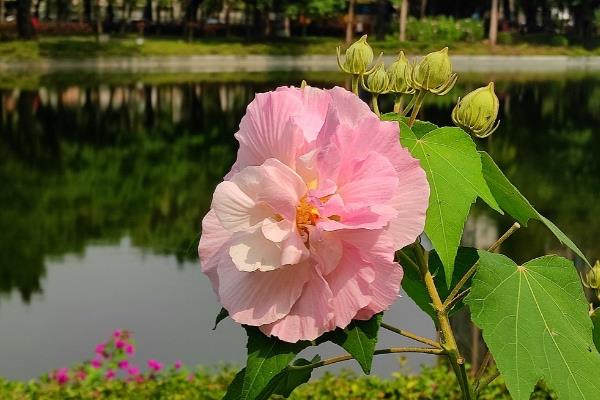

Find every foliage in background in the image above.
[403,17,484,43]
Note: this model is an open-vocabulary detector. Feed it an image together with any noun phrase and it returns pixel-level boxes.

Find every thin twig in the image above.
[288,347,445,371]
[475,370,500,393]
[474,351,492,383]
[446,289,470,310]
[397,249,421,274]
[381,322,441,348]
[443,222,521,310]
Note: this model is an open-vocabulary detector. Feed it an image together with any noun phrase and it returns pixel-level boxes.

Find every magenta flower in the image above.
[147,359,163,372]
[199,86,429,343]
[90,357,103,369]
[174,360,183,370]
[94,342,106,356]
[76,370,87,381]
[128,366,140,376]
[54,368,69,385]
[118,360,130,370]
[113,329,122,338]
[105,369,116,380]
[124,343,135,355]
[115,339,125,349]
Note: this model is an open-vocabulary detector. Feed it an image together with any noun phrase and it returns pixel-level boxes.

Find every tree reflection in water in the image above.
[0,73,598,306]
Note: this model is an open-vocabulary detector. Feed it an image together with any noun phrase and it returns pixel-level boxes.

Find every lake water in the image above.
[0,70,598,380]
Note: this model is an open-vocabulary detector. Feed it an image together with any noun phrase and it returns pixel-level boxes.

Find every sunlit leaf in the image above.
[222,327,310,400]
[255,356,320,400]
[592,309,600,353]
[480,151,589,266]
[380,113,438,138]
[466,251,600,399]
[400,122,501,285]
[321,314,382,374]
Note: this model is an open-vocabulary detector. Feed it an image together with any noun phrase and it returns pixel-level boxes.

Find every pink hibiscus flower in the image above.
[199,86,429,343]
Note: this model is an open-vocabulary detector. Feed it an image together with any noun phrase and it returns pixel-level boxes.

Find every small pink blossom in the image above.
[54,368,69,385]
[174,360,183,370]
[91,357,103,369]
[199,86,429,343]
[125,343,135,355]
[135,375,145,383]
[95,342,106,356]
[115,339,125,349]
[128,366,140,376]
[147,359,163,372]
[105,369,116,380]
[76,369,87,381]
[113,329,122,338]
[118,360,130,370]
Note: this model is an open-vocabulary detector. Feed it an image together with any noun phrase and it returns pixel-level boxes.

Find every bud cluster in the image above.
[334,36,500,137]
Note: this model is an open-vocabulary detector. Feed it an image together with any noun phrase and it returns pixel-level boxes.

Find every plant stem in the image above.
[407,89,426,127]
[372,94,380,116]
[443,222,521,309]
[393,95,403,113]
[288,347,445,371]
[351,75,359,95]
[413,243,474,400]
[381,322,441,348]
[475,370,500,393]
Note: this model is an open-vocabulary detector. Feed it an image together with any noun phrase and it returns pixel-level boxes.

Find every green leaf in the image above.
[222,367,245,400]
[400,122,501,285]
[212,307,229,330]
[592,309,600,353]
[322,314,382,374]
[255,356,320,400]
[466,251,600,400]
[400,246,479,318]
[231,327,309,400]
[480,151,590,266]
[380,113,437,138]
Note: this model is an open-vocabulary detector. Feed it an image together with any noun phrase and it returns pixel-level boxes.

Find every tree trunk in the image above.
[375,0,387,40]
[33,0,42,18]
[84,0,92,23]
[419,0,427,19]
[345,0,355,43]
[399,0,408,41]
[184,0,202,41]
[489,0,498,45]
[95,0,102,37]
[17,0,36,39]
[144,0,153,22]
[0,0,5,23]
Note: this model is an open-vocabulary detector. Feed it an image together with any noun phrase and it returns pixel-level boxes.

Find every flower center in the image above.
[296,196,319,229]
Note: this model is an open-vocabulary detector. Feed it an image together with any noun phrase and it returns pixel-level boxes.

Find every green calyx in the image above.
[583,260,600,290]
[363,62,389,94]
[337,35,375,76]
[451,82,500,138]
[387,51,414,94]
[408,47,457,95]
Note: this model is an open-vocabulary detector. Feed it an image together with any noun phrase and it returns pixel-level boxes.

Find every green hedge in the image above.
[0,363,554,399]
[404,16,484,43]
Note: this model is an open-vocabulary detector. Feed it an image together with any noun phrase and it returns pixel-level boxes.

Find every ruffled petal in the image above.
[217,256,312,326]
[260,267,335,342]
[211,181,272,232]
[228,227,286,272]
[199,210,232,289]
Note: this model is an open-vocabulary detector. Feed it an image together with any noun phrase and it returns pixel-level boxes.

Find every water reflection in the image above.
[0,72,598,378]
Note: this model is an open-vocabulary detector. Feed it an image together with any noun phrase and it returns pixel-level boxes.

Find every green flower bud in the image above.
[451,82,500,138]
[408,47,457,95]
[387,51,414,94]
[583,261,600,290]
[337,35,374,76]
[363,62,389,94]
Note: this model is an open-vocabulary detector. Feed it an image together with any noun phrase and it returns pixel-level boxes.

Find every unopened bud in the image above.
[337,35,374,76]
[363,63,389,94]
[584,261,600,290]
[387,51,414,94]
[451,82,500,138]
[408,47,457,95]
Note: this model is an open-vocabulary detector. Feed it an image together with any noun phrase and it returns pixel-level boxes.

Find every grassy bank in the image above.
[0,35,599,62]
[0,363,555,400]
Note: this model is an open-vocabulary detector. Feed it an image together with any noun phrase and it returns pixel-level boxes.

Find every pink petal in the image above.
[199,210,232,290]
[355,260,404,320]
[309,229,343,275]
[260,268,335,342]
[228,227,288,272]
[216,255,313,326]
[211,181,272,232]
[387,148,430,249]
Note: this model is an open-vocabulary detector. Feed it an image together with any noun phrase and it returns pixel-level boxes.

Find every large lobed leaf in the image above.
[224,328,310,400]
[319,314,382,374]
[466,251,600,399]
[399,122,501,285]
[480,151,589,266]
